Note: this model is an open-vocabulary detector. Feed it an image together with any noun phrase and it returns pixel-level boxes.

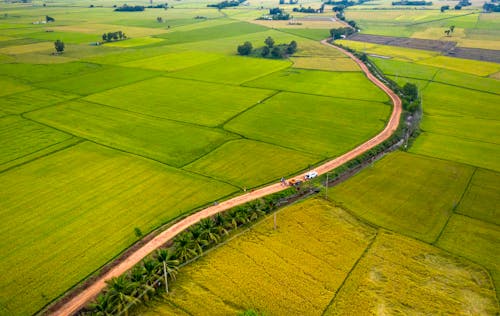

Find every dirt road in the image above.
[51,40,402,316]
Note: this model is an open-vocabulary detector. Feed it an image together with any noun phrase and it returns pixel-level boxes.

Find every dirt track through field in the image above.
[51,39,402,316]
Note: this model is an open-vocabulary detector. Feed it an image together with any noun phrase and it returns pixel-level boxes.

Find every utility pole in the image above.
[325,173,329,199]
[273,213,277,230]
[163,261,168,293]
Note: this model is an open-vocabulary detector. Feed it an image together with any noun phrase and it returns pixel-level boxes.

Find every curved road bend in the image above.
[52,39,402,316]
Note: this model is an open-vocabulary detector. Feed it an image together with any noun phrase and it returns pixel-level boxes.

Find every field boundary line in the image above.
[407,151,500,174]
[432,167,476,245]
[49,38,402,316]
[321,230,379,315]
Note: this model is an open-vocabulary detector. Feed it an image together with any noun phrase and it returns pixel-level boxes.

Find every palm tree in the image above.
[247,201,265,221]
[88,293,113,316]
[214,212,231,234]
[174,231,197,263]
[142,258,160,287]
[129,263,155,302]
[156,248,179,293]
[105,275,141,315]
[190,224,209,254]
[199,218,220,244]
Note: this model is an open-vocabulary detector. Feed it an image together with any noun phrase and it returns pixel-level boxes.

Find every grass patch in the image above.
[26,101,239,167]
[327,231,499,315]
[84,76,275,127]
[433,69,500,95]
[224,92,390,157]
[410,132,500,172]
[35,66,160,95]
[0,141,237,315]
[144,198,376,315]
[330,152,474,243]
[456,169,500,225]
[0,115,72,166]
[0,41,52,54]
[244,69,388,102]
[169,55,291,85]
[436,215,500,297]
[184,139,322,188]
[278,28,330,41]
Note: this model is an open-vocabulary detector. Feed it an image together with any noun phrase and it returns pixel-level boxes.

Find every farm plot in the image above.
[420,82,499,119]
[104,37,165,48]
[411,133,500,172]
[153,21,268,45]
[0,115,72,168]
[184,139,321,188]
[371,58,439,81]
[0,89,78,114]
[169,55,291,85]
[36,66,160,95]
[50,23,169,38]
[84,77,275,127]
[432,69,500,94]
[417,55,500,76]
[0,62,104,83]
[120,51,223,72]
[144,198,376,315]
[326,231,499,315]
[0,76,31,97]
[244,69,388,102]
[224,92,390,157]
[337,40,439,62]
[330,152,474,243]
[436,215,500,296]
[456,169,500,225]
[0,142,237,316]
[291,56,360,72]
[26,101,238,167]
[22,31,101,44]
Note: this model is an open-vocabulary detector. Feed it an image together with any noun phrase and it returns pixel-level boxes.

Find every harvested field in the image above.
[436,215,500,296]
[347,33,500,63]
[143,198,377,315]
[326,231,499,315]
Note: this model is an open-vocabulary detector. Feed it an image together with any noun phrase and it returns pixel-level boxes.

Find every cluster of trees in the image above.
[84,191,295,315]
[114,4,145,11]
[102,31,127,42]
[147,3,168,8]
[279,0,298,4]
[392,0,432,5]
[292,5,324,13]
[207,0,245,9]
[483,1,500,11]
[237,37,298,59]
[258,7,290,20]
[330,27,355,39]
[444,25,455,36]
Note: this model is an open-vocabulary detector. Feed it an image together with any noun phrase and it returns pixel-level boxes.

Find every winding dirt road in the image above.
[52,40,402,316]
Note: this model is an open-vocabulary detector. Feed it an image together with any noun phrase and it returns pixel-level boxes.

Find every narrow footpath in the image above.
[52,39,402,316]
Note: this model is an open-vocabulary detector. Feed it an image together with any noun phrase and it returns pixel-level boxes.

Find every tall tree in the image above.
[105,275,140,314]
[264,36,275,48]
[174,231,197,262]
[54,39,64,53]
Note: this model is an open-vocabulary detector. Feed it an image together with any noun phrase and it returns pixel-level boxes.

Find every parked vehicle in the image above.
[304,171,318,180]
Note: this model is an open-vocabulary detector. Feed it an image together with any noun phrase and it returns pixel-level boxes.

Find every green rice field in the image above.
[1,1,499,315]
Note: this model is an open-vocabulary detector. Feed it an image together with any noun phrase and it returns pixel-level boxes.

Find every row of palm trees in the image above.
[83,191,294,315]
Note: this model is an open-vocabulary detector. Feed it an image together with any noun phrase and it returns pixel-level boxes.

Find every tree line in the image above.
[114,4,145,11]
[237,37,298,59]
[82,189,298,315]
[207,0,245,9]
[330,27,355,39]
